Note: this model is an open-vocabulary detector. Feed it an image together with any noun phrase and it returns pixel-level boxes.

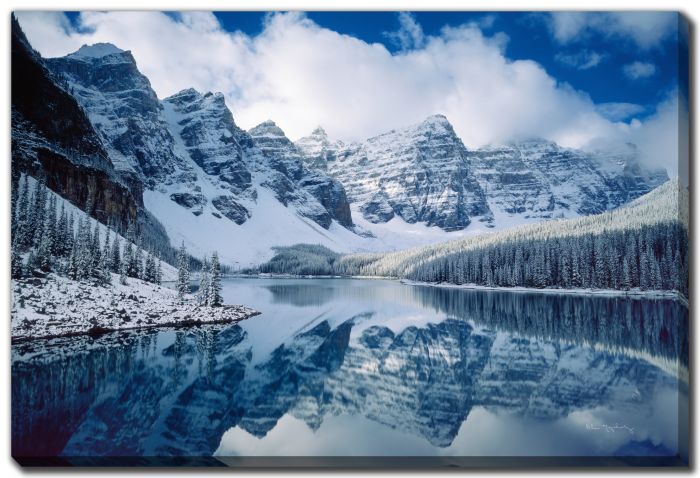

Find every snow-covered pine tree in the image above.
[66,212,75,253]
[176,242,191,301]
[10,168,19,234]
[208,252,223,307]
[67,239,78,280]
[15,175,31,249]
[111,235,121,274]
[136,247,144,280]
[75,217,93,280]
[197,256,211,306]
[155,254,163,285]
[98,240,111,285]
[91,221,101,271]
[123,241,136,278]
[144,252,156,283]
[55,202,67,256]
[11,237,23,279]
[119,260,128,285]
[103,227,112,272]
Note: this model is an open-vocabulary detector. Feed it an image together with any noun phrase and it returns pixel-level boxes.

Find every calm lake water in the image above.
[12,278,689,466]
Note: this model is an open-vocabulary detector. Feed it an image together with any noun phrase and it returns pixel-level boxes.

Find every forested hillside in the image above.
[259,180,689,297]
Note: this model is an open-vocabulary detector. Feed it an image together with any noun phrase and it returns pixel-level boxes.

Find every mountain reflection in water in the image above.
[12,278,688,462]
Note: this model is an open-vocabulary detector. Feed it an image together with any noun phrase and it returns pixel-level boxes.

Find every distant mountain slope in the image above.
[296,116,668,232]
[260,180,688,296]
[335,178,686,279]
[298,115,492,231]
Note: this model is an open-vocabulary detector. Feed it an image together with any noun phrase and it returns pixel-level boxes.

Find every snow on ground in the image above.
[143,189,558,269]
[144,185,369,269]
[400,280,686,303]
[346,204,549,252]
[11,273,259,341]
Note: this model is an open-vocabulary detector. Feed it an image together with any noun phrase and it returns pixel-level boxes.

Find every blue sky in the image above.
[18,11,687,175]
[58,10,686,120]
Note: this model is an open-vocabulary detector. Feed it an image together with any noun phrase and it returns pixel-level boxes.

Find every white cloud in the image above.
[628,91,687,178]
[623,61,657,80]
[14,11,683,177]
[549,12,677,49]
[555,49,605,70]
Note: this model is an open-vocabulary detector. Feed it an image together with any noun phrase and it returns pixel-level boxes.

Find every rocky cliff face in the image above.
[297,117,669,231]
[297,115,492,231]
[470,138,669,220]
[46,45,191,183]
[162,88,252,194]
[248,120,353,228]
[10,16,140,232]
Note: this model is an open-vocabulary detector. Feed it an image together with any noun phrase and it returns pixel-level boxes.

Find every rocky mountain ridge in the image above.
[296,117,669,231]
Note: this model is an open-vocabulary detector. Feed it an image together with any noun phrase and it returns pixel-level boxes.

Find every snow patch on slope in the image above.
[144,186,368,268]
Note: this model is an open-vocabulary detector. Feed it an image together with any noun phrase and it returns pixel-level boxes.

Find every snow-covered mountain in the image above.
[45,43,360,266]
[471,138,669,220]
[29,32,669,266]
[298,115,492,231]
[296,116,668,231]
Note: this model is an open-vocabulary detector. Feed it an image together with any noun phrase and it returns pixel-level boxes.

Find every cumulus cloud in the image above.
[555,49,605,70]
[628,91,687,179]
[548,12,678,49]
[623,61,657,80]
[14,11,683,177]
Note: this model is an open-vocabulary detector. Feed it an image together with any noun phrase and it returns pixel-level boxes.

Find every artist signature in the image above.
[585,423,635,434]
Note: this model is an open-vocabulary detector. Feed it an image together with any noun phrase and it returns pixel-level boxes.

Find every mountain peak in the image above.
[67,43,125,60]
[165,88,201,103]
[311,126,327,137]
[248,120,287,138]
[422,114,450,126]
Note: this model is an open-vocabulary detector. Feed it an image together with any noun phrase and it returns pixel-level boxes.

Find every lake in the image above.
[11,278,689,466]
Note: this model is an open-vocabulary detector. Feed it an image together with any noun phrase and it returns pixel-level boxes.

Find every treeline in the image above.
[11,174,164,286]
[404,222,688,296]
[257,222,688,296]
[257,244,340,275]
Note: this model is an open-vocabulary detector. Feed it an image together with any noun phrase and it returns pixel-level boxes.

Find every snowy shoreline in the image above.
[400,279,688,305]
[11,274,260,343]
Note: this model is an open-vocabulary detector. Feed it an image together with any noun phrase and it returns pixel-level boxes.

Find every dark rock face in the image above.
[10,16,140,232]
[298,175,353,228]
[169,192,206,215]
[360,191,395,223]
[211,196,250,225]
